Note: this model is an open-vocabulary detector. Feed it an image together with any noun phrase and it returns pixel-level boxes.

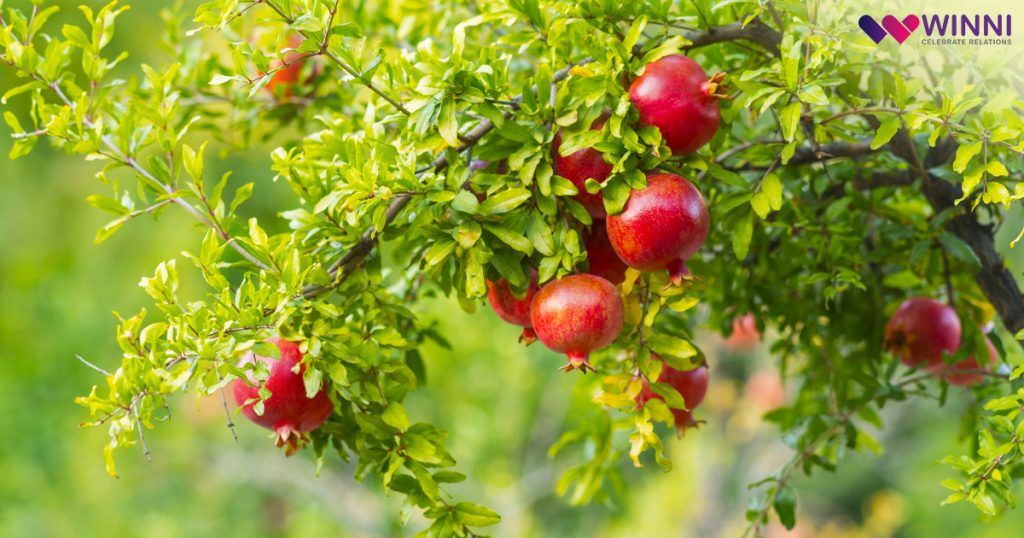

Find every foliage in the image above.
[0,0,1023,536]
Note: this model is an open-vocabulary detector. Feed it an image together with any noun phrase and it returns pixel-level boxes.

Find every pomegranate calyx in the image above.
[666,259,695,286]
[560,352,596,374]
[702,71,733,100]
[519,327,537,346]
[275,425,309,457]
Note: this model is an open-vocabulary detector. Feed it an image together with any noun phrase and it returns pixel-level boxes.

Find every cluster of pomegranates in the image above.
[229,55,728,447]
[486,54,724,429]
[884,297,999,386]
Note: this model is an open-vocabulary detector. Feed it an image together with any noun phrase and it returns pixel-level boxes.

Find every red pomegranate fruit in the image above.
[530,274,624,373]
[883,297,961,367]
[584,226,628,285]
[636,358,710,432]
[723,313,761,353]
[486,269,541,344]
[628,54,726,155]
[552,116,612,219]
[605,173,709,279]
[232,339,334,455]
[927,334,999,386]
[265,36,317,97]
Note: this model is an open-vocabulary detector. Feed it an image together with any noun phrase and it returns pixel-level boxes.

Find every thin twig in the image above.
[215,366,239,442]
[76,354,113,376]
[132,403,152,462]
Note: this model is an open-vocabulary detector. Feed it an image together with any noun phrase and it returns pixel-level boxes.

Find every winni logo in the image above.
[858,14,1012,46]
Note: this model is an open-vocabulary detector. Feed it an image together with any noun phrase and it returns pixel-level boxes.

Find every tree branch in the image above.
[683,20,781,54]
[918,137,1024,332]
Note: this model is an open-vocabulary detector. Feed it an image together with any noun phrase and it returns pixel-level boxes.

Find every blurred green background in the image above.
[2,1,1024,537]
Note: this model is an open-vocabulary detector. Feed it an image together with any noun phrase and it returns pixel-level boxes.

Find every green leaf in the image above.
[527,213,554,256]
[953,141,983,173]
[762,174,783,211]
[451,191,480,214]
[455,502,501,527]
[774,484,797,529]
[780,102,801,142]
[602,177,632,216]
[381,402,409,432]
[479,188,531,215]
[424,239,457,267]
[870,117,900,150]
[732,211,753,259]
[438,102,459,147]
[483,222,533,254]
[938,231,980,268]
[647,334,697,361]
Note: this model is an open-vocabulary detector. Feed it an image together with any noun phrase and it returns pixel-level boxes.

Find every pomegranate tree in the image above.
[486,270,541,344]
[530,274,624,372]
[232,339,334,455]
[884,297,961,367]
[605,172,709,279]
[628,54,726,155]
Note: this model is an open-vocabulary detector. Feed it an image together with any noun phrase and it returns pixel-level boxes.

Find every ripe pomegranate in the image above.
[722,313,761,353]
[927,334,999,386]
[265,36,317,97]
[232,339,334,455]
[584,226,628,285]
[486,269,540,344]
[744,370,784,411]
[636,358,710,432]
[530,274,624,373]
[552,116,612,219]
[605,173,709,279]
[628,54,726,155]
[884,297,961,367]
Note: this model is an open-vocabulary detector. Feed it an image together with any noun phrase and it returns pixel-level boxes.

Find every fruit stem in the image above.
[560,352,596,374]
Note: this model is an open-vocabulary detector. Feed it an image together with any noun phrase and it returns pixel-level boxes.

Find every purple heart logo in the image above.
[858,15,888,44]
[881,14,920,44]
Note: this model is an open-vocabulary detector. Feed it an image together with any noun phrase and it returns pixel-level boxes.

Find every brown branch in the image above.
[683,20,781,54]
[917,137,1024,332]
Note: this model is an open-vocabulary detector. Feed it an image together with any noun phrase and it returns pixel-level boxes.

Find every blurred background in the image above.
[2,1,1024,537]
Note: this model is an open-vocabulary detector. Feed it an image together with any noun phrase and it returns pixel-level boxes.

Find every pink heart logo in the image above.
[881,14,920,44]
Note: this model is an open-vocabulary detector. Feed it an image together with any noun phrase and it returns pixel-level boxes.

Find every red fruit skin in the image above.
[266,37,316,97]
[629,55,720,155]
[584,226,628,285]
[723,313,761,353]
[884,297,961,367]
[486,270,540,344]
[530,274,624,372]
[927,335,999,386]
[637,361,710,431]
[605,173,709,272]
[232,339,334,454]
[552,117,612,219]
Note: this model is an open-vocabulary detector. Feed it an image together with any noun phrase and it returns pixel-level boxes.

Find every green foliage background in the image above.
[2,0,1024,536]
